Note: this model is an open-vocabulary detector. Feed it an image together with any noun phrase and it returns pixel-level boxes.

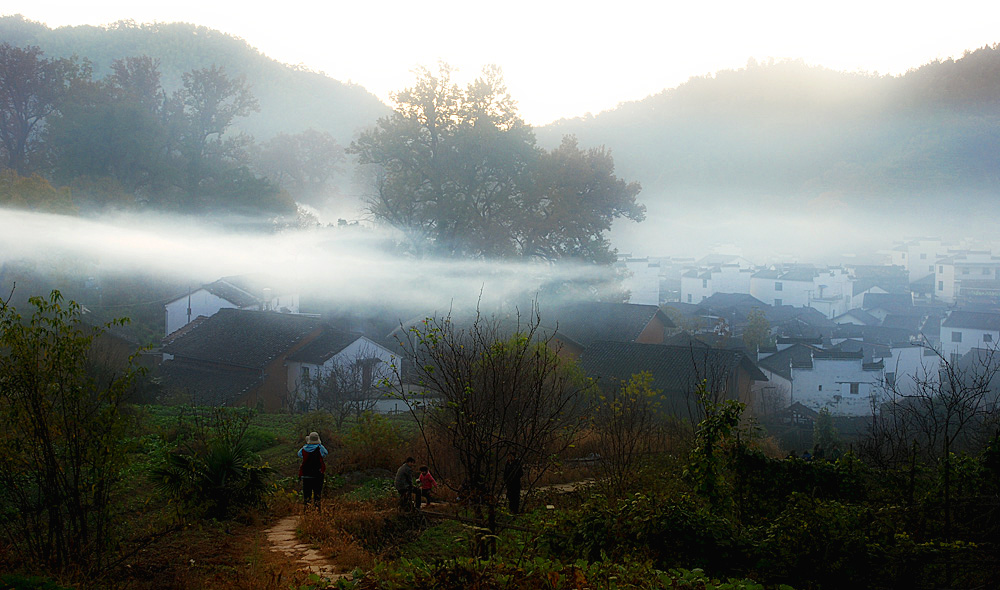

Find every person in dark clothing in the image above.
[394,457,417,511]
[298,431,328,510]
[503,454,524,514]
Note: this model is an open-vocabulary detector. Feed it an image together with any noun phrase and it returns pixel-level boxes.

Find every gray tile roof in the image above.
[882,314,922,331]
[765,306,837,328]
[157,362,262,406]
[828,339,892,361]
[942,310,1000,331]
[699,293,768,309]
[862,292,913,312]
[286,328,364,364]
[835,308,880,326]
[830,324,915,346]
[778,268,819,283]
[162,308,323,369]
[758,343,819,380]
[543,302,675,347]
[580,341,766,414]
[203,278,262,308]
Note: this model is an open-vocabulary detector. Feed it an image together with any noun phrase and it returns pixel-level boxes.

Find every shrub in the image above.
[545,493,747,575]
[150,410,276,520]
[351,556,781,590]
[755,492,899,587]
[241,426,278,453]
[0,292,141,574]
[340,413,405,471]
[151,438,275,519]
[0,575,74,590]
[296,410,339,446]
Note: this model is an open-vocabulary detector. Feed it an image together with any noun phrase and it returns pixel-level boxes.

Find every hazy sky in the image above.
[5,1,1000,125]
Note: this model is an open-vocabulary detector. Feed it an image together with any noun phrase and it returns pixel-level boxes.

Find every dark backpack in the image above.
[301,448,324,477]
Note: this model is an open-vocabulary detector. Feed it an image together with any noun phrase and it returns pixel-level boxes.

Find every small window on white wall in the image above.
[774,299,782,307]
[952,331,963,343]
[850,383,859,394]
[775,282,783,291]
[985,334,994,343]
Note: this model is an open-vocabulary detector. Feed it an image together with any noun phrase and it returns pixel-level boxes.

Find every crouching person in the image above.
[298,431,328,511]
[394,457,417,511]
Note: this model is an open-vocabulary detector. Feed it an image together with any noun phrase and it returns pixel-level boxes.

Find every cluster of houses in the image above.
[152,283,770,421]
[620,239,1000,418]
[149,236,1000,425]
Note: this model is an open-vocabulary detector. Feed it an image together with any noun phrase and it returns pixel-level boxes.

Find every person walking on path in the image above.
[417,465,437,508]
[394,457,417,511]
[503,454,524,515]
[298,431,328,510]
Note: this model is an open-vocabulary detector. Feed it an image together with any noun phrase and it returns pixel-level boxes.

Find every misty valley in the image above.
[2,15,1000,590]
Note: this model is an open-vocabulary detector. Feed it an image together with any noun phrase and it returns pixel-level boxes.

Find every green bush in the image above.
[544,493,747,575]
[754,492,899,588]
[343,478,396,502]
[0,575,74,590]
[242,426,278,453]
[351,556,783,590]
[150,438,275,519]
[296,410,339,445]
[341,413,405,471]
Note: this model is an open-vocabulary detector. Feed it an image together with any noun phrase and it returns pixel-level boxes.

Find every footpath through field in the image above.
[265,515,346,582]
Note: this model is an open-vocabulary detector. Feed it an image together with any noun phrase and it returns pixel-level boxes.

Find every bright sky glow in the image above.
[5,1,1000,125]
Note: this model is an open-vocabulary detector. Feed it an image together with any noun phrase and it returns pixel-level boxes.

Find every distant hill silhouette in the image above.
[537,49,1000,210]
[0,15,390,143]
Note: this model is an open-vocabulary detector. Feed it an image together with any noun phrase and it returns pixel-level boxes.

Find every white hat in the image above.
[306,431,321,444]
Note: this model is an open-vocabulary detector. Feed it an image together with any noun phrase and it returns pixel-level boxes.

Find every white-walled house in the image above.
[939,310,1000,363]
[892,238,945,284]
[750,268,815,307]
[934,251,1000,304]
[622,257,662,305]
[285,330,396,412]
[758,344,885,416]
[164,276,299,336]
[750,267,853,318]
[680,264,753,304]
[792,351,885,416]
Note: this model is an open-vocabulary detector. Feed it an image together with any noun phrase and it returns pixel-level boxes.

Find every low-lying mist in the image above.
[610,192,1000,264]
[0,208,620,313]
[2,199,995,321]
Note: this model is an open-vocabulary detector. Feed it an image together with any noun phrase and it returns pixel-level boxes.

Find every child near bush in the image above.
[417,465,437,508]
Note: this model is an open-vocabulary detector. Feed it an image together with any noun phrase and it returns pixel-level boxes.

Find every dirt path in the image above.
[265,515,345,582]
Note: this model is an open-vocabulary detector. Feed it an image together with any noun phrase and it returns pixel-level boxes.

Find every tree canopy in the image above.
[351,65,644,263]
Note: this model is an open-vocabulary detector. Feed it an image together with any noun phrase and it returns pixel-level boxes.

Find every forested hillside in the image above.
[0,15,389,142]
[537,48,1000,209]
